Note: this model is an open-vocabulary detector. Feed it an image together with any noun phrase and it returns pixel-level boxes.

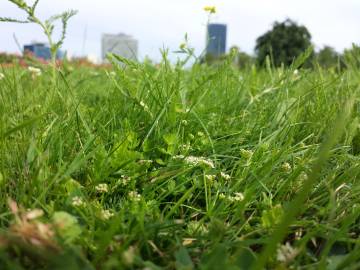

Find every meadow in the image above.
[1,50,360,269]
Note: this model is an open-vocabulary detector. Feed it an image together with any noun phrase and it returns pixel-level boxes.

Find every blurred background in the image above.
[0,0,359,64]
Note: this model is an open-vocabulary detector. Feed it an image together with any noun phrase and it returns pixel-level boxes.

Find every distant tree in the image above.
[342,44,360,69]
[255,19,312,67]
[230,46,254,69]
[315,46,340,68]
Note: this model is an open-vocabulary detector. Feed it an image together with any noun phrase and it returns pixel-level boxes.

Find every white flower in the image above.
[228,192,244,202]
[28,66,42,76]
[138,159,153,165]
[293,69,299,76]
[119,175,131,185]
[71,196,85,207]
[0,73,4,80]
[128,191,141,202]
[95,183,109,193]
[199,159,215,169]
[234,192,244,201]
[139,101,149,111]
[184,156,215,169]
[277,242,298,263]
[172,155,185,160]
[179,143,191,151]
[299,172,308,181]
[101,209,114,220]
[205,174,216,181]
[282,162,292,172]
[220,172,231,180]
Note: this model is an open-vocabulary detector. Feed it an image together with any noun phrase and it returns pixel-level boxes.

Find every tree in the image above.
[316,46,340,68]
[255,19,312,67]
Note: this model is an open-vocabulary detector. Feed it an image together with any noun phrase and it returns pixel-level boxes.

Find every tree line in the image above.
[205,18,360,69]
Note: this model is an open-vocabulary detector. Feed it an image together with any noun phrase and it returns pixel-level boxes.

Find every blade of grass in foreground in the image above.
[252,98,355,270]
[0,114,45,140]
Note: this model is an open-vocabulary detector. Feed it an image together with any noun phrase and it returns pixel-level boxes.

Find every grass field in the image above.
[1,51,360,269]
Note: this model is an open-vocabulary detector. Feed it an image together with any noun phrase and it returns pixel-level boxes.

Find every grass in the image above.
[0,51,360,269]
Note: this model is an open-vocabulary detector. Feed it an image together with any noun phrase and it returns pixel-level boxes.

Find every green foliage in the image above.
[315,46,341,69]
[255,19,313,67]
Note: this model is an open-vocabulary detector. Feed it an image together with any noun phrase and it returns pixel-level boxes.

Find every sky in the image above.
[0,0,359,62]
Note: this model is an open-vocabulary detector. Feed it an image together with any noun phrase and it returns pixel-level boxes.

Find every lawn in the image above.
[0,52,360,269]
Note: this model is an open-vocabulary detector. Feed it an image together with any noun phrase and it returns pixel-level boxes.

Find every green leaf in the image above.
[175,246,194,270]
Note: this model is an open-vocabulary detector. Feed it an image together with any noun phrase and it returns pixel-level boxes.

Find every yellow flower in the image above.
[203,6,216,14]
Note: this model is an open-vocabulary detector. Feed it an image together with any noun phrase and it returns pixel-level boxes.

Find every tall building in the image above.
[23,42,64,60]
[206,24,227,57]
[101,33,138,62]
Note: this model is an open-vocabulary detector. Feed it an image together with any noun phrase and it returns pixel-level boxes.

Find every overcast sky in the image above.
[0,0,359,62]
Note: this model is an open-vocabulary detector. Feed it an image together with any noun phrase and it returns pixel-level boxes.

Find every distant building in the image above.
[23,42,64,60]
[206,23,227,57]
[101,33,138,62]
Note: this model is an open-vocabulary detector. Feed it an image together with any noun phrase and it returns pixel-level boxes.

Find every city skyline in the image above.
[0,0,359,62]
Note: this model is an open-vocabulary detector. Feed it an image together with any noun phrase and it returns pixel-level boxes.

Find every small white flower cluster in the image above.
[28,66,42,77]
[71,196,85,207]
[220,172,231,180]
[219,192,244,202]
[138,159,153,165]
[179,143,191,152]
[0,73,4,80]
[101,209,114,220]
[128,191,141,202]
[276,242,298,263]
[95,183,109,193]
[205,174,216,181]
[184,156,215,169]
[119,175,131,186]
[139,101,150,112]
[282,162,292,172]
[299,172,308,181]
[229,192,245,202]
